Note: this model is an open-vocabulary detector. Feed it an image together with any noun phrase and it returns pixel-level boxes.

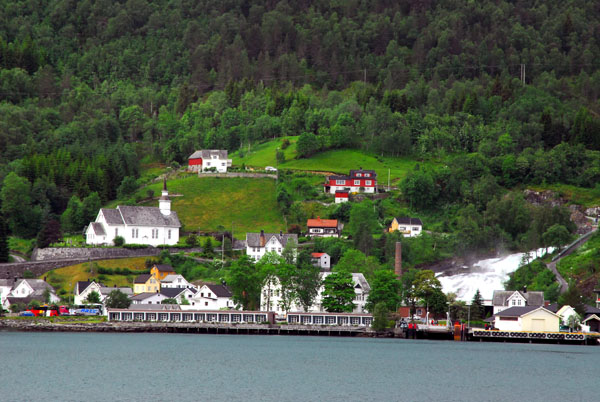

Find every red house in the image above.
[324,169,377,194]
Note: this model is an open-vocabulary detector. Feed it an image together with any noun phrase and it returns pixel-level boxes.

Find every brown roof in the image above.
[153,264,175,272]
[134,274,152,284]
[307,218,338,228]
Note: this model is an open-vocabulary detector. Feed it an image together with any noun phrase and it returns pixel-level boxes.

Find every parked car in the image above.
[19,311,35,316]
[265,166,277,172]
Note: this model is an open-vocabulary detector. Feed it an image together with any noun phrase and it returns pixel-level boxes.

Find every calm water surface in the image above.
[0,332,597,402]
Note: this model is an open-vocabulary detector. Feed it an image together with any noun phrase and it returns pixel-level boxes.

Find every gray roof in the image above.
[99,287,133,296]
[545,303,559,313]
[0,279,13,287]
[75,281,94,295]
[117,206,181,227]
[160,288,190,298]
[321,272,370,292]
[349,169,377,178]
[131,292,163,301]
[393,217,423,226]
[246,232,298,248]
[16,279,55,292]
[189,149,229,160]
[101,208,125,225]
[204,284,232,298]
[91,222,106,236]
[492,290,545,307]
[161,274,183,283]
[584,305,600,315]
[494,306,547,317]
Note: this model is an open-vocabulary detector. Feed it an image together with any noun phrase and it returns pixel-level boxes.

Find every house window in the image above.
[115,228,118,236]
[364,173,370,177]
[335,180,345,185]
[354,180,360,185]
[278,248,281,252]
[365,180,372,185]
[205,302,208,306]
[356,173,362,177]
[412,227,419,231]
[207,162,211,166]
[168,230,171,239]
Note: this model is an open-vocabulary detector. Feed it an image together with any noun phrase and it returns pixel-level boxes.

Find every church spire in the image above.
[159,177,171,215]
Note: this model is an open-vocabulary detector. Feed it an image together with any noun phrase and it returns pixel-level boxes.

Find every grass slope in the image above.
[233,138,437,183]
[42,257,149,296]
[134,176,285,236]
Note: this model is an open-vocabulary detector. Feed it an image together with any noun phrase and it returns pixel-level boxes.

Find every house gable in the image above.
[506,291,527,307]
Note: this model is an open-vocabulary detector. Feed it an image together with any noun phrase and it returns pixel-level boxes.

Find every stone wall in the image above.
[197,172,277,179]
[1,247,204,279]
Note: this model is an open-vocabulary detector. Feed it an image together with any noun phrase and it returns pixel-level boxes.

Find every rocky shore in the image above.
[0,319,371,336]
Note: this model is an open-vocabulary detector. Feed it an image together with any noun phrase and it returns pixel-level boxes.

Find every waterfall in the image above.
[437,248,552,301]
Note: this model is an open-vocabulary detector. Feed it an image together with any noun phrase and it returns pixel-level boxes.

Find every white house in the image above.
[492,289,545,314]
[160,274,192,289]
[306,217,341,238]
[246,230,298,262]
[493,306,560,332]
[311,253,330,270]
[188,284,234,310]
[260,272,370,317]
[188,150,232,173]
[388,217,422,237]
[0,279,13,308]
[74,281,103,305]
[85,179,181,246]
[5,279,60,308]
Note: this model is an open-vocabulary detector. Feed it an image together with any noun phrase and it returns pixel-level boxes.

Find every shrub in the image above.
[281,138,290,149]
[113,236,125,247]
[23,270,35,279]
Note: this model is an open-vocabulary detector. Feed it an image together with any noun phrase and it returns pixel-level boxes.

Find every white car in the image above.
[265,166,278,172]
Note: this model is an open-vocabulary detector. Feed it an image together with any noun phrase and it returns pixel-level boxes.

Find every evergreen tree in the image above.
[470,289,484,321]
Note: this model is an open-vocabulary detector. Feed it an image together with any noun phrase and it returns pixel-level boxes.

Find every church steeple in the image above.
[159,177,171,216]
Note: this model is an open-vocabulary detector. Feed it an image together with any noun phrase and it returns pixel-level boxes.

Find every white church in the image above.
[85,179,181,246]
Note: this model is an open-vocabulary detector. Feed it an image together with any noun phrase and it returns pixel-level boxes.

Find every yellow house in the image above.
[494,306,560,332]
[150,264,176,280]
[133,274,160,294]
[388,217,422,237]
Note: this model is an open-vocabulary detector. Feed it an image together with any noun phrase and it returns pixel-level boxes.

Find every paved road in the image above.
[546,227,597,294]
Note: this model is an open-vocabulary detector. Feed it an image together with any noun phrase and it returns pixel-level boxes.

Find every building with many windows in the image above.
[85,180,180,246]
[324,169,377,194]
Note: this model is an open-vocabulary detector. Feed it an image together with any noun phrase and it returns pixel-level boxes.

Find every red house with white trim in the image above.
[335,190,349,203]
[324,169,377,194]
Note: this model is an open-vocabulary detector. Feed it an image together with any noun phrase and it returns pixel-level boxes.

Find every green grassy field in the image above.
[232,136,298,167]
[41,257,150,296]
[135,176,285,236]
[232,138,437,183]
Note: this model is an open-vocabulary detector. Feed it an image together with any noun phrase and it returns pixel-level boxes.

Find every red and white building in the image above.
[324,169,377,194]
[306,217,341,238]
[311,252,330,270]
[334,190,349,203]
[188,150,232,173]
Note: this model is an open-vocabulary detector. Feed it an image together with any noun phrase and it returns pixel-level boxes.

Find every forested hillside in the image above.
[1,0,600,246]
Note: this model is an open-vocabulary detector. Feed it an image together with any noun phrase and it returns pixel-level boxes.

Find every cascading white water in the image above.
[437,248,552,301]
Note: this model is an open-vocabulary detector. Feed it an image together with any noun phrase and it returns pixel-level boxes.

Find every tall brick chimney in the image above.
[259,230,266,247]
[394,242,402,279]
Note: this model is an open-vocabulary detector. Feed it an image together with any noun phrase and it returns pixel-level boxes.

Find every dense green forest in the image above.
[1,0,600,247]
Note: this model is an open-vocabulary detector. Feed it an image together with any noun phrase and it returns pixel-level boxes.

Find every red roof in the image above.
[311,252,325,257]
[307,218,338,228]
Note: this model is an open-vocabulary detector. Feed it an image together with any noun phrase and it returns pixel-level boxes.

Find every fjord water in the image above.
[1,332,597,402]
